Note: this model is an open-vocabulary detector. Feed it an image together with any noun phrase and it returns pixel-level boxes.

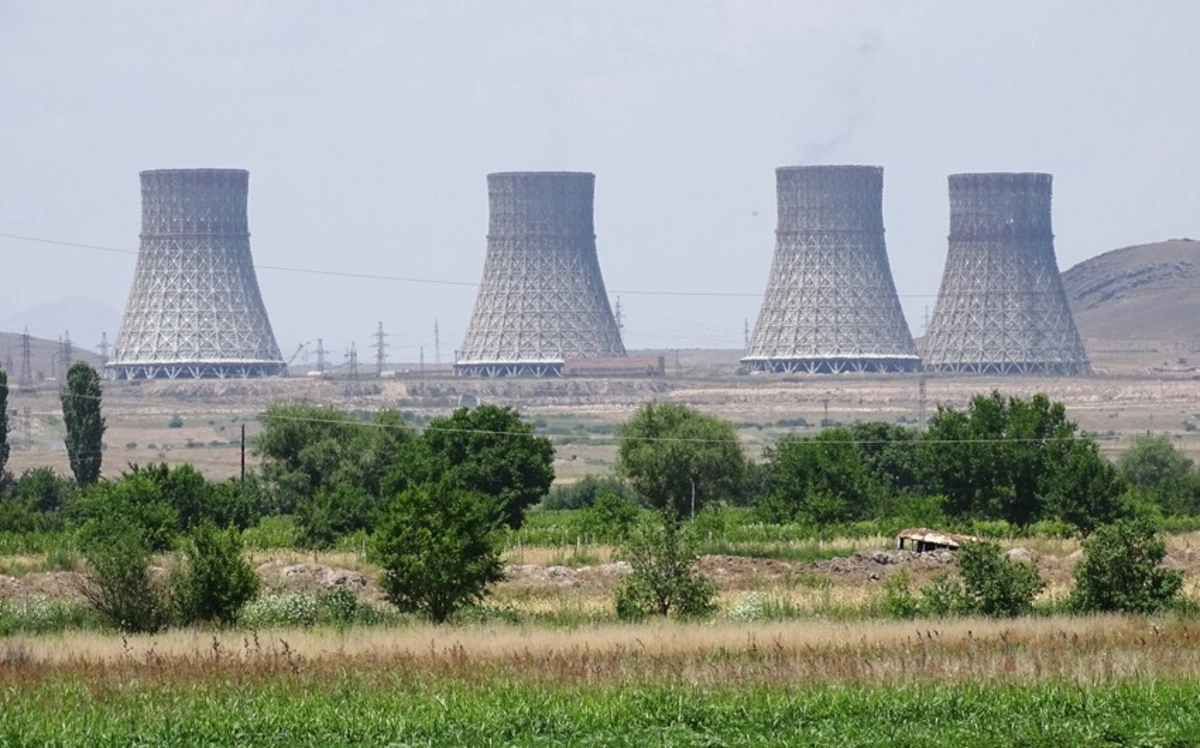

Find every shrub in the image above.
[375,484,504,624]
[543,475,632,510]
[881,571,920,619]
[1070,518,1184,614]
[613,514,717,621]
[78,518,169,633]
[580,492,640,541]
[957,540,1045,618]
[174,523,259,626]
[167,414,184,428]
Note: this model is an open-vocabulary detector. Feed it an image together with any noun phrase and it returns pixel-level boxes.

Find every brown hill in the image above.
[1062,239,1200,343]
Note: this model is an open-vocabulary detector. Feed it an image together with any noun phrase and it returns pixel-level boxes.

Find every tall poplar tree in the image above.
[62,361,105,485]
[0,369,9,477]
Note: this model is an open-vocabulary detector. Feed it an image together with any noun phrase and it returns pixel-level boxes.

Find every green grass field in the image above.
[3,677,1198,746]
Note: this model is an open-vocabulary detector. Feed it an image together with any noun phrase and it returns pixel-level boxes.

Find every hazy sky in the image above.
[2,1,1197,361]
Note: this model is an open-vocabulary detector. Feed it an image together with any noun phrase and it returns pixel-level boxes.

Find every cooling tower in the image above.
[108,169,286,380]
[455,172,626,377]
[741,165,920,374]
[923,173,1090,375]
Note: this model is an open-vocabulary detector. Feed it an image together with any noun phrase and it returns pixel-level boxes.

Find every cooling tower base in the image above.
[922,361,1091,376]
[454,361,565,378]
[107,361,287,380]
[740,356,922,374]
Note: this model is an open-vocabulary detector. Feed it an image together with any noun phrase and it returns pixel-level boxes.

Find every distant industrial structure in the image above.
[109,169,286,380]
[742,165,920,374]
[456,172,626,377]
[923,173,1090,375]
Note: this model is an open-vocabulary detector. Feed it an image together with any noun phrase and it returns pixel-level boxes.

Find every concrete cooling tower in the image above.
[741,165,920,374]
[923,173,1090,375]
[455,172,626,377]
[109,169,285,379]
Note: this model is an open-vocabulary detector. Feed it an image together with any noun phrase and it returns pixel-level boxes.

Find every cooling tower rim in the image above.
[141,168,249,176]
[948,172,1052,183]
[488,171,595,179]
[776,164,882,174]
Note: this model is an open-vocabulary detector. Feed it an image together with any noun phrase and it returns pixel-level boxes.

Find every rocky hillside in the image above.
[1062,239,1200,343]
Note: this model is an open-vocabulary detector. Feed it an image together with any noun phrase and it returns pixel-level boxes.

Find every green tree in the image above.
[74,471,179,552]
[1042,439,1129,535]
[956,540,1045,617]
[613,514,717,620]
[374,484,504,623]
[761,428,880,525]
[1070,517,1184,614]
[404,405,554,529]
[919,391,1120,529]
[1117,435,1199,515]
[13,467,74,514]
[616,403,745,518]
[256,404,414,540]
[0,369,9,478]
[175,522,259,626]
[847,421,923,496]
[61,361,105,485]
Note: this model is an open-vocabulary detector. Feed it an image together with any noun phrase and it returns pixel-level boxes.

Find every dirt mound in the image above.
[812,549,956,581]
[1063,239,1200,343]
[504,562,631,589]
[255,562,379,599]
[0,571,89,603]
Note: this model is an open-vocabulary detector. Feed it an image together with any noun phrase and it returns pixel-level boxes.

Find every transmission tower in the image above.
[18,328,33,390]
[97,332,110,365]
[614,296,624,334]
[433,319,441,366]
[316,339,326,373]
[373,322,388,377]
[345,342,359,380]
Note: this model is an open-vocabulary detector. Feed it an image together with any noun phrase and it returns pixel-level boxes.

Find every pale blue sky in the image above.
[1,1,1197,360]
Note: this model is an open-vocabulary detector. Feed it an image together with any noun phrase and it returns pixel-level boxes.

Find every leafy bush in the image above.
[1071,518,1184,614]
[239,590,397,629]
[543,475,632,510]
[79,518,170,633]
[174,523,259,626]
[580,492,640,542]
[956,540,1044,617]
[613,514,717,621]
[375,484,504,623]
[167,414,184,428]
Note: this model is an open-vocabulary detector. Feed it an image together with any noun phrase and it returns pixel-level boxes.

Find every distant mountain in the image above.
[0,297,122,354]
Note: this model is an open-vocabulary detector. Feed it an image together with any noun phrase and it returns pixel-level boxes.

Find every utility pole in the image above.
[18,328,33,391]
[918,374,928,430]
[372,321,388,377]
[316,339,326,373]
[434,319,441,366]
[59,330,72,376]
[240,423,246,482]
[419,345,425,375]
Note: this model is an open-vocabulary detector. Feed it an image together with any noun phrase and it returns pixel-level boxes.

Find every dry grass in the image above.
[5,615,1200,688]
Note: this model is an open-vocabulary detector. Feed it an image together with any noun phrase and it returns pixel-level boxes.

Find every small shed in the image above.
[895,528,980,553]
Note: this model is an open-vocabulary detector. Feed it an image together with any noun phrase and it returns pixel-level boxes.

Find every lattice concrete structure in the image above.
[456,172,625,377]
[742,165,920,374]
[924,173,1090,375]
[109,169,285,380]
